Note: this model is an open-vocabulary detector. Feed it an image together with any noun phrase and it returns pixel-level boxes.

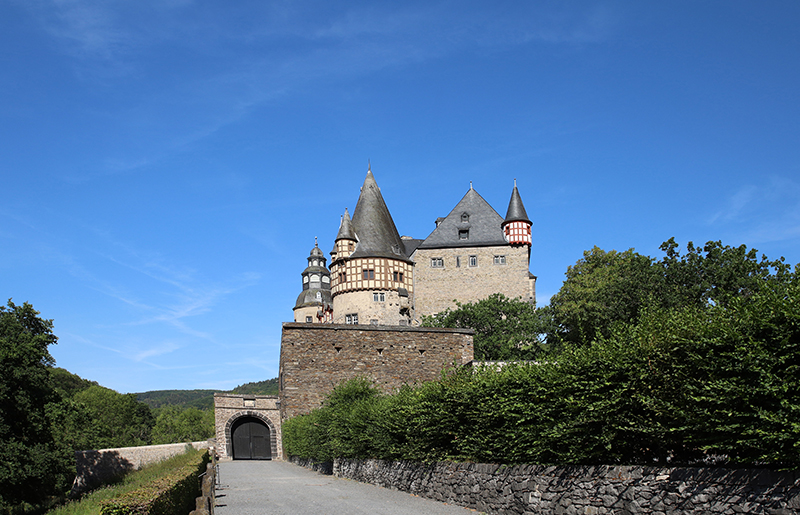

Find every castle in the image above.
[214,166,535,460]
[293,167,536,325]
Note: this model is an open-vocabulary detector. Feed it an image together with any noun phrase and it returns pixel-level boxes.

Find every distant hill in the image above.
[136,378,279,410]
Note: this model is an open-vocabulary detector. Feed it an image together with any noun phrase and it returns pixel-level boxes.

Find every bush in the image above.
[100,448,208,515]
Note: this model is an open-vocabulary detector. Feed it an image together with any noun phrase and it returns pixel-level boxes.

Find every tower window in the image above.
[345,313,359,325]
[493,255,506,265]
[362,269,374,280]
[459,229,469,240]
[469,255,478,267]
[348,242,354,251]
[305,316,313,323]
[431,258,444,268]
[373,292,385,302]
[456,256,461,268]
[392,271,404,282]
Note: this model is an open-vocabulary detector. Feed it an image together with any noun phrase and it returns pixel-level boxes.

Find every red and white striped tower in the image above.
[501,179,532,246]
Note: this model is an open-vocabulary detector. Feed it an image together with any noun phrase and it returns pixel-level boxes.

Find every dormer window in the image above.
[461,213,469,222]
[459,229,469,240]
[391,244,401,255]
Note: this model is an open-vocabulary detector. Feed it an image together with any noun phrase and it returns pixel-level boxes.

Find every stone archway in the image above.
[224,410,278,460]
[214,394,282,460]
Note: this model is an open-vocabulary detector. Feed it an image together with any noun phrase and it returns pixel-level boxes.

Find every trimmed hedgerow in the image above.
[283,276,800,468]
[99,448,208,515]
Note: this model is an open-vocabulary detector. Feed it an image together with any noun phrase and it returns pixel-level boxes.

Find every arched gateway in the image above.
[214,394,281,460]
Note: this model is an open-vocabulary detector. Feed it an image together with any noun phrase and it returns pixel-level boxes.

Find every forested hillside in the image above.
[136,378,279,410]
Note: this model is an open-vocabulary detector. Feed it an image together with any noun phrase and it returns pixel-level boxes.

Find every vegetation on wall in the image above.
[285,240,800,468]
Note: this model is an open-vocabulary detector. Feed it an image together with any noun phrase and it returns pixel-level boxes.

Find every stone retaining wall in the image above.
[72,441,210,495]
[291,457,800,514]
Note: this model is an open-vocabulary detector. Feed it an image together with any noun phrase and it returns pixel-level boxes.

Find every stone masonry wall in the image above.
[72,441,209,495]
[301,458,800,515]
[214,393,281,460]
[413,244,534,319]
[279,323,474,420]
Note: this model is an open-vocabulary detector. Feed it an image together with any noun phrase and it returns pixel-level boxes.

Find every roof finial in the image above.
[514,178,517,188]
[315,236,318,247]
[368,159,371,173]
[470,180,473,190]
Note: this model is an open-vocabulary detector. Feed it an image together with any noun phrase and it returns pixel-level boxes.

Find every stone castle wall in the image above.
[331,290,411,326]
[413,244,534,318]
[213,394,281,460]
[292,457,800,514]
[279,323,473,420]
[72,441,209,495]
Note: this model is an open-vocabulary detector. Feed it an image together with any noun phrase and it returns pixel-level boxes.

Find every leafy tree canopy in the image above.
[548,239,794,346]
[421,293,551,360]
[0,300,70,509]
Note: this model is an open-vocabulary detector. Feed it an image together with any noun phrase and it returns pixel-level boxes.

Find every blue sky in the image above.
[2,1,798,393]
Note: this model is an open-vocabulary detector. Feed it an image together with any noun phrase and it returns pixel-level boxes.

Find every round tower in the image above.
[329,167,414,326]
[293,239,333,323]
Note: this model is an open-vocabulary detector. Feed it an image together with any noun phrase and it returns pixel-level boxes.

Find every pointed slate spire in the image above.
[335,208,357,242]
[350,168,411,262]
[504,179,531,224]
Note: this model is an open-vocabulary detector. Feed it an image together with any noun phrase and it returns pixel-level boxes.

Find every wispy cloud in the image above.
[708,176,800,245]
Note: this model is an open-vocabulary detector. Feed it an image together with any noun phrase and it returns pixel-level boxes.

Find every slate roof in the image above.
[334,208,357,242]
[294,288,332,309]
[349,170,413,263]
[417,186,508,249]
[504,182,531,224]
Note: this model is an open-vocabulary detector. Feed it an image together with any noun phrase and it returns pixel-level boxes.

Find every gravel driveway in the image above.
[215,460,479,515]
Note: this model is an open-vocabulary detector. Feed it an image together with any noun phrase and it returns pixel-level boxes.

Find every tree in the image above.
[547,240,794,347]
[0,300,71,509]
[547,247,662,345]
[74,385,155,448]
[151,406,215,444]
[421,293,551,360]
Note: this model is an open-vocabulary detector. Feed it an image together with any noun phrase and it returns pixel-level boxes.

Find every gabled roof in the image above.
[417,185,507,249]
[503,181,531,224]
[349,170,412,263]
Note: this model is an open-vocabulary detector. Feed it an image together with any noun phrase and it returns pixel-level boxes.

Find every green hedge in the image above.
[100,450,208,515]
[283,277,800,467]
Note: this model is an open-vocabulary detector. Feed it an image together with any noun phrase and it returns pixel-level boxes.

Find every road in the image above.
[215,460,479,515]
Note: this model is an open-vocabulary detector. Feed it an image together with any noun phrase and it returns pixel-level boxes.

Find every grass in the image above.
[47,446,205,515]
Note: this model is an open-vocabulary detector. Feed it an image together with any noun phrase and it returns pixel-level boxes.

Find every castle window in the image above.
[348,242,354,251]
[393,271,404,282]
[456,256,461,268]
[459,229,469,240]
[461,213,469,222]
[345,313,358,325]
[493,255,506,265]
[373,292,385,302]
[322,276,330,283]
[305,316,313,323]
[431,258,444,268]
[469,255,477,267]
[363,269,374,280]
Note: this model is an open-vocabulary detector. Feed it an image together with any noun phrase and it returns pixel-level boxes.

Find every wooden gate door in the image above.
[231,418,272,460]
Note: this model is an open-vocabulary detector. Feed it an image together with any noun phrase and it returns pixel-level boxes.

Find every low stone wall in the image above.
[72,441,211,495]
[292,457,800,514]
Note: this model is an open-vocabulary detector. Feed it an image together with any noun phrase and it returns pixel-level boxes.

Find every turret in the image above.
[501,179,532,246]
[293,239,332,323]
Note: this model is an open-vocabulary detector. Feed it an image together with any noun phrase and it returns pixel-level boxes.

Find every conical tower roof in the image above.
[503,180,530,224]
[349,169,411,263]
[335,208,357,242]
